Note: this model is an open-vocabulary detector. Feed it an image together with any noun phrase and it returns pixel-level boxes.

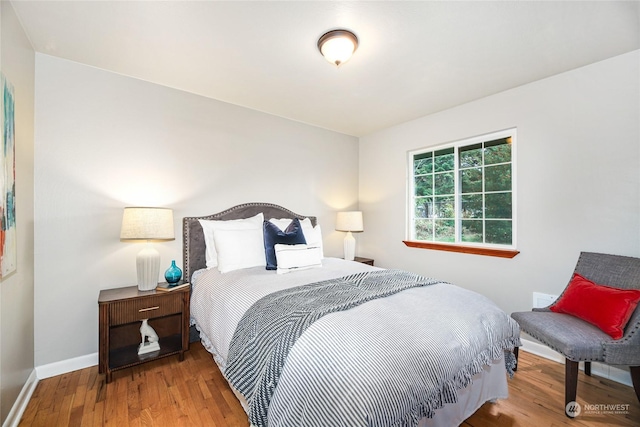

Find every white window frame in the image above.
[407,128,517,251]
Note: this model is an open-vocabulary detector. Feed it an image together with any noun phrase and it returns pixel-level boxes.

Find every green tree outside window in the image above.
[410,131,515,247]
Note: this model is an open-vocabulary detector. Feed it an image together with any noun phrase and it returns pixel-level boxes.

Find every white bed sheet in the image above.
[190,258,509,427]
[191,257,380,368]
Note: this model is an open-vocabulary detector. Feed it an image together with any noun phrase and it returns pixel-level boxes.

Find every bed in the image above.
[184,202,521,427]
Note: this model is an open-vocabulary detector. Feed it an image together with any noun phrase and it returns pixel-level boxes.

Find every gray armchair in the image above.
[511,252,640,417]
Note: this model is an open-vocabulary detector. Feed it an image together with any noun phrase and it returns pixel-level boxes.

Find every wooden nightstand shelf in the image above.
[354,257,374,266]
[98,284,190,383]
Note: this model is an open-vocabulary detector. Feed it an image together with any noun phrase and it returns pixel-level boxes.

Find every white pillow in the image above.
[213,228,266,273]
[303,224,324,258]
[199,213,264,269]
[269,218,324,258]
[275,244,322,274]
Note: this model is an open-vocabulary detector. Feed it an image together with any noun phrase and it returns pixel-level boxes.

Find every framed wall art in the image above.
[1,73,16,278]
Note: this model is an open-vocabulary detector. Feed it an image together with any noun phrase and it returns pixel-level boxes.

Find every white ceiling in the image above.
[11,1,640,137]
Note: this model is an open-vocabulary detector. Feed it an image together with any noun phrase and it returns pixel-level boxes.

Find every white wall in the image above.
[0,1,35,423]
[26,34,640,387]
[359,50,640,315]
[34,54,359,367]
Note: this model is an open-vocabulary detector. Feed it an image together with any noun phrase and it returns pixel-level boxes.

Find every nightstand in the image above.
[354,256,374,266]
[98,284,190,383]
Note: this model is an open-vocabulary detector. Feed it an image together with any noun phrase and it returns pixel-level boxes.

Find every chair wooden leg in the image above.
[565,359,579,418]
[630,366,640,403]
[513,347,519,372]
[584,361,591,376]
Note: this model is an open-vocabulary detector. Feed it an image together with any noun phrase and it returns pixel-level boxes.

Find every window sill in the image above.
[402,240,520,258]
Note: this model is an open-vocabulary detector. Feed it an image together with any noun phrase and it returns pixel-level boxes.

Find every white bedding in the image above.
[191,257,379,367]
[190,257,513,427]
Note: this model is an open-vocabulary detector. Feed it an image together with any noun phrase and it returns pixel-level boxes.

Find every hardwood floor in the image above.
[19,342,640,426]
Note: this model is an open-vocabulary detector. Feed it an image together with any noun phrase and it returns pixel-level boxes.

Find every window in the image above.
[408,129,516,254]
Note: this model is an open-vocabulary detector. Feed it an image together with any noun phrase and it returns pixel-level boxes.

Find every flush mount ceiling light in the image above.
[317,29,358,67]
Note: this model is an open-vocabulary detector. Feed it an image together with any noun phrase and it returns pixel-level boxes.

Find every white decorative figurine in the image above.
[138,319,160,355]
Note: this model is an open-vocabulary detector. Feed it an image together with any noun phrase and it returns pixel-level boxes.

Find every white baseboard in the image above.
[2,370,38,427]
[520,337,632,387]
[3,353,98,426]
[5,342,632,427]
[35,352,98,380]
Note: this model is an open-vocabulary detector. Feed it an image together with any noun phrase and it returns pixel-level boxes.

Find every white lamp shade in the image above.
[318,29,358,66]
[120,207,175,241]
[335,211,364,232]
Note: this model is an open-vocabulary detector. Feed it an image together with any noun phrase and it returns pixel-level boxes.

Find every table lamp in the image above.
[120,207,175,291]
[336,211,363,261]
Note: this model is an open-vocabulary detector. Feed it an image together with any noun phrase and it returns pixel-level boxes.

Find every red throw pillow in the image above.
[550,273,640,340]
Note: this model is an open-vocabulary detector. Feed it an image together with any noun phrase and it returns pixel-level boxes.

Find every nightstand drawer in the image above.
[109,294,183,325]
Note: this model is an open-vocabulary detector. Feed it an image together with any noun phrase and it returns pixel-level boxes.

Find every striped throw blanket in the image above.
[225,270,438,425]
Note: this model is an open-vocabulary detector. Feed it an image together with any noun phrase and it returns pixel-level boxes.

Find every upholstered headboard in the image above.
[182,202,317,281]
